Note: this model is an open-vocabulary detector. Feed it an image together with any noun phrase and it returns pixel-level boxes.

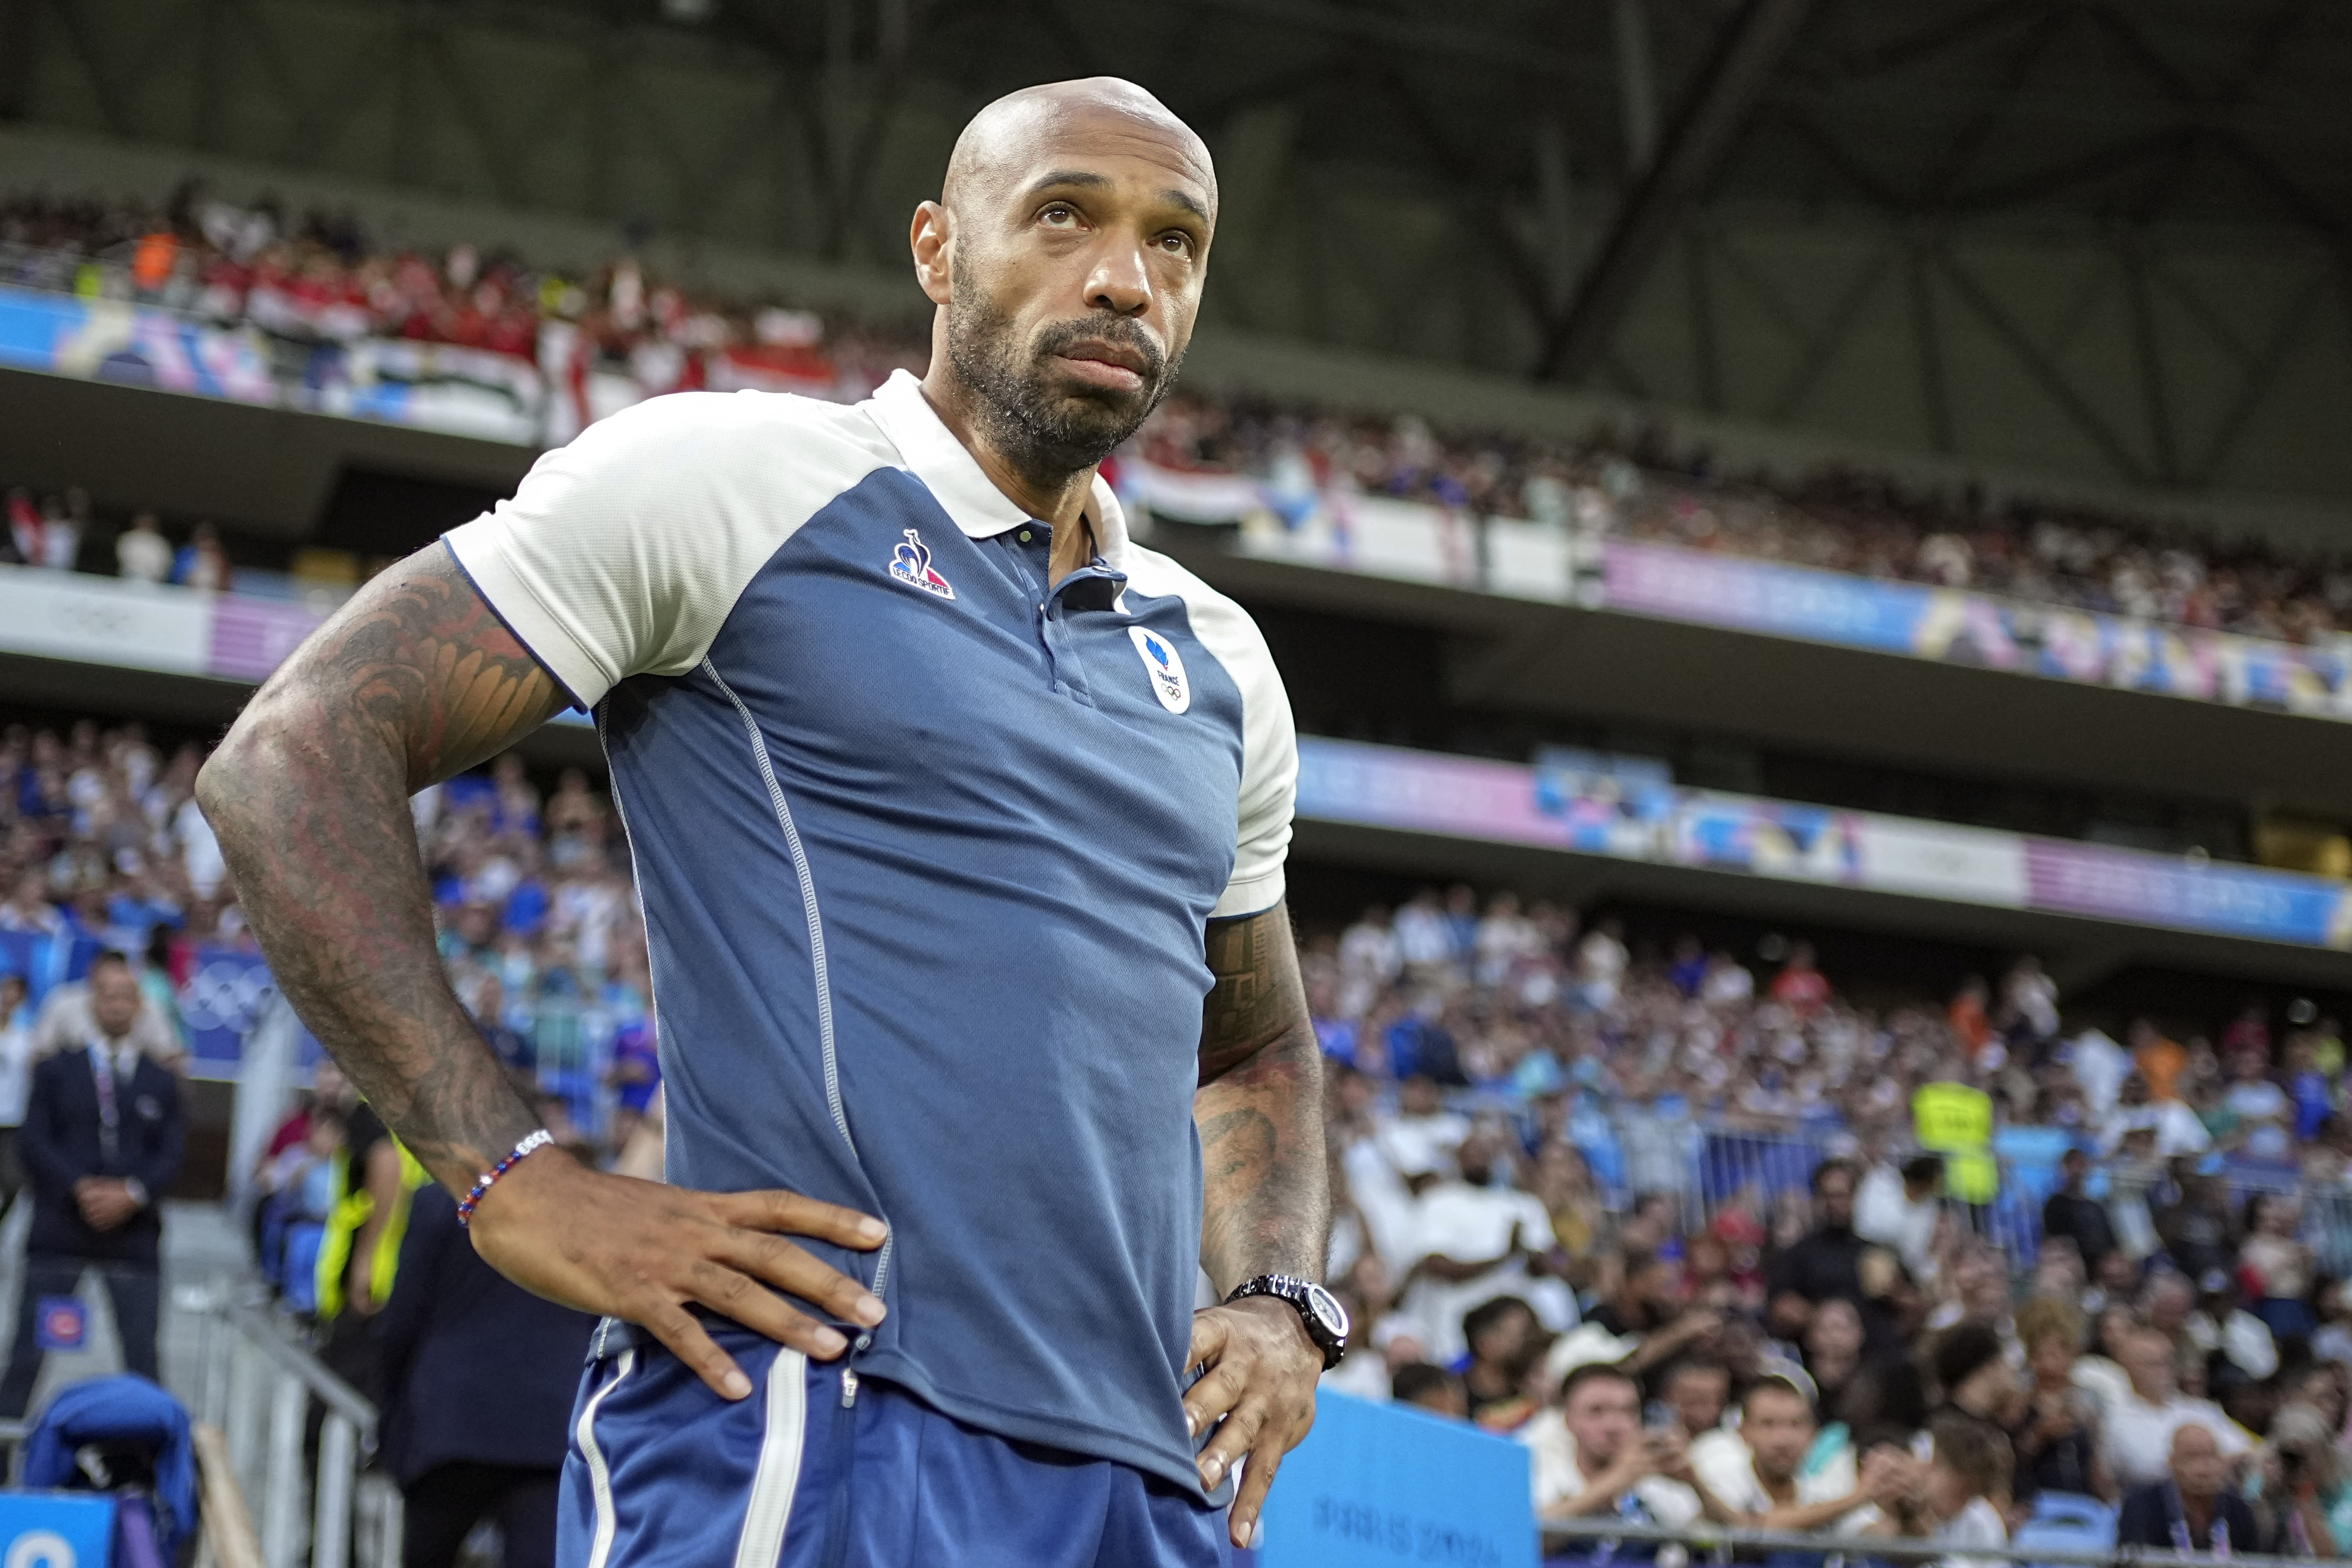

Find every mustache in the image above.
[1031,316,1167,383]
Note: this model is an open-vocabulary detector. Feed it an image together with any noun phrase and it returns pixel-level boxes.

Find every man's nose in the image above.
[1084,240,1152,318]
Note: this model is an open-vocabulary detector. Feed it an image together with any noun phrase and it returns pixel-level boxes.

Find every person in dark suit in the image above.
[2116,1422,2258,1552]
[0,951,184,1416]
[377,1175,597,1568]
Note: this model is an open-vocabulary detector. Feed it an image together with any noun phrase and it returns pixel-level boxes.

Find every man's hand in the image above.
[468,1149,889,1401]
[74,1179,139,1232]
[1183,1296,1321,1549]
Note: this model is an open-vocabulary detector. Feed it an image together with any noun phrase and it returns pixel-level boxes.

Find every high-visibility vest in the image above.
[314,1139,431,1321]
[1912,1081,1997,1202]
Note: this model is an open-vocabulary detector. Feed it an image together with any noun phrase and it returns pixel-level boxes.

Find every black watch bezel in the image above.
[1226,1273,1349,1370]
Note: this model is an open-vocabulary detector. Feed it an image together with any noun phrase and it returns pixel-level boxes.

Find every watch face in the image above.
[1305,1282,1349,1340]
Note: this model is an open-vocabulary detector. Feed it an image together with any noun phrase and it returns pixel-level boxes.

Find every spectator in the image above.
[1391,1362,1467,1419]
[2101,1326,2248,1486]
[0,952,184,1416]
[1659,1356,1731,1447]
[1398,1130,1563,1363]
[2115,1422,2255,1552]
[468,973,532,1073]
[1768,1159,1901,1355]
[1695,1373,1898,1529]
[0,972,31,1218]
[376,1183,597,1568]
[1591,1249,1717,1382]
[1460,1295,1545,1430]
[2155,1173,2238,1280]
[2009,1299,2107,1502]
[1856,1151,1945,1284]
[2240,1192,2315,1340]
[1857,1412,2012,1568]
[2257,1403,2349,1555]
[1769,942,1830,1019]
[113,514,171,585]
[1532,1363,1727,1539]
[2184,1266,2278,1387]
[2040,1148,2116,1278]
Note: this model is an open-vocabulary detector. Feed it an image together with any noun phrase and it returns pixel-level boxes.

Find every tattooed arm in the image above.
[197,546,887,1400]
[1184,898,1329,1548]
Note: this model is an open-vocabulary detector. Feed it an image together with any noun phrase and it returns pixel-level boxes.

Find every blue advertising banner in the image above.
[0,1491,115,1568]
[1257,1392,1535,1568]
[180,947,276,1072]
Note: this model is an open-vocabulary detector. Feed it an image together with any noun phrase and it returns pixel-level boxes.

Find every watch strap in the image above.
[1226,1273,1347,1370]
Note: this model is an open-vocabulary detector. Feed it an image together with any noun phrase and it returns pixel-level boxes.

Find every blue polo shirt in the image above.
[445,370,1297,1494]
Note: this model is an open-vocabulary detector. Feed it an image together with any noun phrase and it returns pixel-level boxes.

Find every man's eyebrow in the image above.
[1027,170,1112,195]
[1159,188,1212,225]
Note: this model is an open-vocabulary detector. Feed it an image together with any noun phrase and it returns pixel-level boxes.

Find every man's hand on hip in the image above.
[467,1148,888,1401]
[1184,1296,1321,1549]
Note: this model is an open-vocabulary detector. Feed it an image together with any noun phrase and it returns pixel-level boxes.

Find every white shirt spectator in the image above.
[1393,901,1453,970]
[1692,1430,1863,1523]
[116,521,172,584]
[1934,1496,2010,1568]
[1371,1107,1471,1183]
[2186,1307,2278,1381]
[0,1004,30,1128]
[2100,1395,2249,1486]
[1522,1408,1704,1523]
[1401,1177,1558,1362]
[173,797,228,900]
[1854,1164,1941,1281]
[2068,1029,2129,1119]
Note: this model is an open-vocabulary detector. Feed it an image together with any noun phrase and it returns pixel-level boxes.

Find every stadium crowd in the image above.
[1307,894,2352,1559]
[8,708,2352,1552]
[6,182,2349,650]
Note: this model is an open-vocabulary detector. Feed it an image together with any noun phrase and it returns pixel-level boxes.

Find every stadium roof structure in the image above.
[5,0,2352,508]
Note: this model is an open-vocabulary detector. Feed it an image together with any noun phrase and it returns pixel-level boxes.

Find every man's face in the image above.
[2147,1280,2192,1333]
[2121,1332,2176,1401]
[89,964,141,1038]
[934,104,1212,475]
[1743,1390,1815,1482]
[1563,1376,1640,1468]
[2170,1424,2224,1500]
[1817,1170,1854,1229]
[1666,1366,1728,1437]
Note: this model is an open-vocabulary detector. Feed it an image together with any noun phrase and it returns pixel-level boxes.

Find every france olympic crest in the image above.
[1129,625,1191,714]
[888,529,956,600]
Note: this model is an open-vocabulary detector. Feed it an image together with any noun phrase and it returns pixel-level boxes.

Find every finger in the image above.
[1229,1400,1312,1547]
[1182,1358,1248,1443]
[1186,1308,1229,1375]
[644,1303,757,1401]
[711,1189,888,1249]
[1197,1391,1270,1491]
[680,1258,852,1362]
[712,1229,886,1329]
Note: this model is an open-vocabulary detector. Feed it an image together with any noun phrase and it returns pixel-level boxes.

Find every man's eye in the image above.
[1158,234,1193,256]
[1042,205,1076,226]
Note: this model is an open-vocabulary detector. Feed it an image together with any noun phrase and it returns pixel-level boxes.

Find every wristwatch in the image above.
[1226,1274,1350,1369]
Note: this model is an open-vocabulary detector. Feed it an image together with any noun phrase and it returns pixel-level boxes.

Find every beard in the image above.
[945,284,1180,484]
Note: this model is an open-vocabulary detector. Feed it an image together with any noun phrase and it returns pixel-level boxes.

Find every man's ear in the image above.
[911,201,953,307]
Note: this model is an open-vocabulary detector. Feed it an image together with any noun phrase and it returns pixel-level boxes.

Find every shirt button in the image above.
[1018,530,1032,543]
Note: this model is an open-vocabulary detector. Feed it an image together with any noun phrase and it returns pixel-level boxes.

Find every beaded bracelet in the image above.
[456,1129,555,1226]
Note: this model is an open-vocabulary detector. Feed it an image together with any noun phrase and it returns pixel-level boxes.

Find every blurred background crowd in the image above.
[10,185,2352,649]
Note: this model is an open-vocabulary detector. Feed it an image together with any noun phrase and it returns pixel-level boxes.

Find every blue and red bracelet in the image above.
[456,1129,555,1226]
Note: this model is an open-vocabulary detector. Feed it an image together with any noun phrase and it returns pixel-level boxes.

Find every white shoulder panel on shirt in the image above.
[1121,543,1297,918]
[445,390,899,709]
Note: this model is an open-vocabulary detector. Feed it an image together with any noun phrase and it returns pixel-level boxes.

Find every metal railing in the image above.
[188,1287,402,1568]
[1538,1514,2352,1568]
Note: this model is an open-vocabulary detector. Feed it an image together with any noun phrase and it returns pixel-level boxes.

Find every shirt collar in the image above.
[862,369,1131,569]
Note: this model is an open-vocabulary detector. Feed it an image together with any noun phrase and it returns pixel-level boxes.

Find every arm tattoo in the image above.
[1194,901,1330,1295]
[197,547,567,1192]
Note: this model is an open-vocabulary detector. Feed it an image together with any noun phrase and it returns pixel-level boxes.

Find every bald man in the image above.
[2116,1423,2257,1551]
[199,78,1333,1567]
